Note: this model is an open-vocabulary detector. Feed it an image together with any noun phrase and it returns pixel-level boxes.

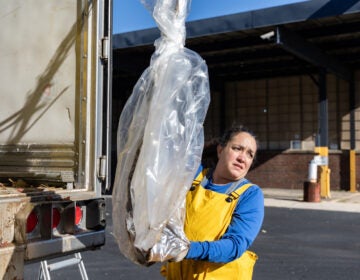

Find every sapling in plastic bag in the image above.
[112,0,210,265]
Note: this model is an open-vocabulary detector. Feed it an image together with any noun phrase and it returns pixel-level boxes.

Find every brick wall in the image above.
[246,151,357,191]
[201,141,358,191]
[246,151,313,189]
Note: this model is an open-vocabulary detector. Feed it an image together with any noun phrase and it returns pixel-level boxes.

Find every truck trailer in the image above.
[0,0,112,278]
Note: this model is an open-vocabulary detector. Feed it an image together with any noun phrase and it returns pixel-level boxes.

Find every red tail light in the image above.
[52,208,61,228]
[26,210,38,233]
[75,206,83,225]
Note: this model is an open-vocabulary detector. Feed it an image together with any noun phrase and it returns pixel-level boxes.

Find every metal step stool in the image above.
[38,252,88,280]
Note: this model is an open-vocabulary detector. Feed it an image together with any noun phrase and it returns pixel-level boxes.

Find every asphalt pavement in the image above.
[24,189,360,279]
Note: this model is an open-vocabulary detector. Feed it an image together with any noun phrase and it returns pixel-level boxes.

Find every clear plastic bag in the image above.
[112,0,210,265]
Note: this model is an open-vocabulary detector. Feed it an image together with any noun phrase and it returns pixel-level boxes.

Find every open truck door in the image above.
[0,0,112,278]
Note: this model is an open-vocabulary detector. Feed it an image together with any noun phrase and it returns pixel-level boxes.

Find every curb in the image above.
[263,189,360,213]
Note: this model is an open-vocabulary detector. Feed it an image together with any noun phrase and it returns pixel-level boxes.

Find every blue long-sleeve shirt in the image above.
[185,168,264,263]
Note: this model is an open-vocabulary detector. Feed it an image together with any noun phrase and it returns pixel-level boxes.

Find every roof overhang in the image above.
[113,0,360,83]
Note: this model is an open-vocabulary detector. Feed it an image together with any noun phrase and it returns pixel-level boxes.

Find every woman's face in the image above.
[213,132,257,184]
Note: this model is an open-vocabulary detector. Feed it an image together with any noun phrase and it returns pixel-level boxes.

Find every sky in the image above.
[113,0,308,34]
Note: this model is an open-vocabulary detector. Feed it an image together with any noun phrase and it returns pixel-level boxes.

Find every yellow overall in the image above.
[164,169,258,280]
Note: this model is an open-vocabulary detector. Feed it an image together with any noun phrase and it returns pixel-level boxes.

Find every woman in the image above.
[164,125,264,279]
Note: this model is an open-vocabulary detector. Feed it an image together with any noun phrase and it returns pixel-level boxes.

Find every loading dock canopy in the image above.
[113,0,360,82]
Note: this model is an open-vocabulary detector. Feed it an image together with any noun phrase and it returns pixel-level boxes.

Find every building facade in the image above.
[112,0,360,192]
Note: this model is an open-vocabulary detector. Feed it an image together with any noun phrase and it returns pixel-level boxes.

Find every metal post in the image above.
[349,73,357,192]
[219,80,226,135]
[315,69,331,198]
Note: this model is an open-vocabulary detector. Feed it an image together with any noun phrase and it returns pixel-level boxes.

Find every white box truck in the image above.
[0,0,112,278]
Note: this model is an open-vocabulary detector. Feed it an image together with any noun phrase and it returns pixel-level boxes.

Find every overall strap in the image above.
[225,183,254,203]
[191,168,254,203]
[225,178,245,194]
[191,168,211,190]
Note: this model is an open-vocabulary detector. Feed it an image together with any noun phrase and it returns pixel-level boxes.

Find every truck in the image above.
[0,0,112,278]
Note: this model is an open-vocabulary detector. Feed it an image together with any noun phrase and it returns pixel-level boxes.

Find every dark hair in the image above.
[201,125,259,168]
[218,125,258,149]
